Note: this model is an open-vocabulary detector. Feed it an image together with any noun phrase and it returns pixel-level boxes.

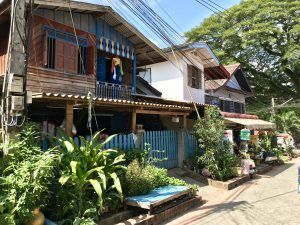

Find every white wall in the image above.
[145,56,205,104]
[147,60,184,101]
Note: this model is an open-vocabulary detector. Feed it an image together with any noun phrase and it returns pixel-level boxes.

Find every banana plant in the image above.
[56,131,126,215]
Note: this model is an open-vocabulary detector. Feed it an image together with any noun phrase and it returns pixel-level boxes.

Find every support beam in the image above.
[65,101,74,137]
[183,115,187,130]
[136,109,190,116]
[131,109,136,133]
[133,53,136,94]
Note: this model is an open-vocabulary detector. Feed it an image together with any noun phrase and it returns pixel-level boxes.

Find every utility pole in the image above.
[1,0,27,155]
[271,97,275,117]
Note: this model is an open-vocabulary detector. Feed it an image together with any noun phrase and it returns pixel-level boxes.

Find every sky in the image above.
[80,0,240,47]
[86,0,240,32]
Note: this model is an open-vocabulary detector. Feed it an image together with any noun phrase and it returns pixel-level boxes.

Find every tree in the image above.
[194,107,240,181]
[185,0,300,104]
[275,110,300,134]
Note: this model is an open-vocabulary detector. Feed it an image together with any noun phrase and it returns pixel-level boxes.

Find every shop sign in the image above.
[240,128,251,141]
[224,130,233,142]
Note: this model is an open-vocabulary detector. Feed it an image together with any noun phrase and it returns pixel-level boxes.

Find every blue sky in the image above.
[79,0,240,46]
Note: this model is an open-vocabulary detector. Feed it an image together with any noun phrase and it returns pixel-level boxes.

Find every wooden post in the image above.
[133,53,136,94]
[131,109,136,133]
[183,115,187,130]
[177,129,185,168]
[65,101,74,137]
[2,0,26,155]
[136,124,144,150]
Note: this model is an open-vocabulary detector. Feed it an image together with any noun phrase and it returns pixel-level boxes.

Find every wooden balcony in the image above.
[96,81,134,100]
[205,94,245,113]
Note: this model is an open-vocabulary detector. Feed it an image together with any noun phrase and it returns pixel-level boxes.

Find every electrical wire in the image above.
[68,1,86,76]
[116,0,248,93]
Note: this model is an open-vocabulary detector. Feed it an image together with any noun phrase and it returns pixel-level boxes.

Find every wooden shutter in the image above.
[86,46,96,75]
[187,64,193,87]
[197,69,202,89]
[55,39,64,71]
[43,31,48,66]
[64,42,77,74]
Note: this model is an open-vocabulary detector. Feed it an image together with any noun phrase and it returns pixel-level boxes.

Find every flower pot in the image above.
[232,167,243,177]
[27,208,45,225]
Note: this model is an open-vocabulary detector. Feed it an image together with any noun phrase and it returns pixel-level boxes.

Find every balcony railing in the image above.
[205,94,245,113]
[96,81,134,100]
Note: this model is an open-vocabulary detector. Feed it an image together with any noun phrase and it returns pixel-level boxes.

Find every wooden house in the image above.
[0,0,207,168]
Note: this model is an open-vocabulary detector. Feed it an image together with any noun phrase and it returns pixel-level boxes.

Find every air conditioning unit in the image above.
[11,96,24,111]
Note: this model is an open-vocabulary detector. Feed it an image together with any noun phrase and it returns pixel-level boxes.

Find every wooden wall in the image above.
[27,15,96,95]
[35,9,134,47]
[0,21,9,75]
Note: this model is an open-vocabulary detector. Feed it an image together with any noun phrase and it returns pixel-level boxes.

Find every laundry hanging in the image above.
[111,57,124,84]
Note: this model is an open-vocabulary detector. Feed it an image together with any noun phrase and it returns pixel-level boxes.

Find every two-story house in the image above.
[0,0,202,138]
[205,63,253,114]
[140,42,227,104]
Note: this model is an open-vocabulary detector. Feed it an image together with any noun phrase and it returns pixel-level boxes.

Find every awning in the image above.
[224,117,276,130]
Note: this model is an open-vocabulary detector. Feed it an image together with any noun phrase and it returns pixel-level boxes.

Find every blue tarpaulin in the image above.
[126,185,189,207]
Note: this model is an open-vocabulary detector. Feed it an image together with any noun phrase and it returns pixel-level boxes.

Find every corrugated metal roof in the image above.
[32,92,195,111]
[224,117,276,130]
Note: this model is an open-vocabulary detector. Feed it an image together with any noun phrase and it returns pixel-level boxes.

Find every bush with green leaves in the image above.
[122,159,154,196]
[48,131,126,224]
[118,148,147,166]
[123,159,197,196]
[0,122,60,225]
[194,107,241,181]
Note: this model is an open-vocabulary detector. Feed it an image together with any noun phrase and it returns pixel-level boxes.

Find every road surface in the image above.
[164,158,300,225]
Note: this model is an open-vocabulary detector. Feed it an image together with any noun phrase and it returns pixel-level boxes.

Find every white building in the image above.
[137,42,222,104]
[205,63,253,114]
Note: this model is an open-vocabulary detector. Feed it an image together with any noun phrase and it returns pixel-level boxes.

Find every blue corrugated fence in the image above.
[142,130,178,169]
[184,131,201,160]
[103,133,136,149]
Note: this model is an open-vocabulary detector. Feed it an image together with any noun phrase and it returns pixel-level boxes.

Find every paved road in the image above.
[164,158,300,225]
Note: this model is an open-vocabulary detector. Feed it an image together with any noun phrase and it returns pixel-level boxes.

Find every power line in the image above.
[206,0,227,11]
[113,0,252,94]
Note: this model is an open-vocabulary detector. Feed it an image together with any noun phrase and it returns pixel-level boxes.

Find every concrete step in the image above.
[168,167,188,178]
[256,163,273,174]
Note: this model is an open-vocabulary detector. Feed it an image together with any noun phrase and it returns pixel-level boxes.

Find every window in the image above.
[220,99,245,113]
[42,27,88,75]
[187,65,202,89]
[43,34,55,69]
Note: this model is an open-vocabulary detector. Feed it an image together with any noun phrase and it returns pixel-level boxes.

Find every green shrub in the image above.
[122,160,154,196]
[118,148,147,166]
[0,122,60,225]
[48,131,126,224]
[195,107,241,181]
[123,160,198,196]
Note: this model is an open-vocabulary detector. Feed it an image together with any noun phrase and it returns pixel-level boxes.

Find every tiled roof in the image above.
[220,112,258,119]
[205,79,227,90]
[223,63,240,75]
